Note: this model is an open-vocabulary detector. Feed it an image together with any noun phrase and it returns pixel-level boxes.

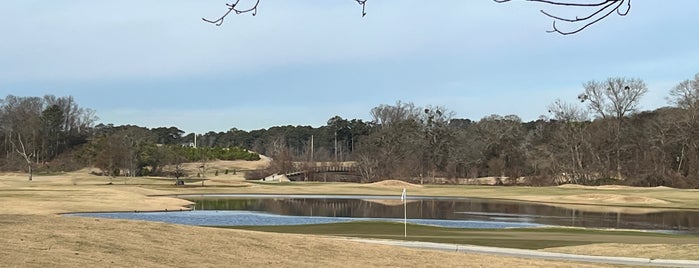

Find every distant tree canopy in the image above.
[84,124,261,177]
[4,73,699,188]
[204,0,632,35]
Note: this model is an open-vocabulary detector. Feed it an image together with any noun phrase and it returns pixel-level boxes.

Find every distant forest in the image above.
[2,74,699,187]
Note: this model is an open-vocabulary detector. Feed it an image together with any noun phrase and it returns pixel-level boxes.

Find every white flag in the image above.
[401,188,406,202]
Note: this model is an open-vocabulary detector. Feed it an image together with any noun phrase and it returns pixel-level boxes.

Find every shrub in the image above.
[244,169,273,180]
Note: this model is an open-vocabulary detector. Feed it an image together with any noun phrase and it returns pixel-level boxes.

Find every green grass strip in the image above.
[221,221,697,250]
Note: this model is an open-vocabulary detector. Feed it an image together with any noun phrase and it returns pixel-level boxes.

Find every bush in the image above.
[627,172,698,189]
[244,169,274,180]
[139,167,151,177]
[524,176,556,186]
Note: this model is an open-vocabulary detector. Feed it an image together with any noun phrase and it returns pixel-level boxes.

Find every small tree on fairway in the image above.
[13,133,34,181]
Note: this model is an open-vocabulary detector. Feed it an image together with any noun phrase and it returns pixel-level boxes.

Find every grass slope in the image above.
[229,221,699,251]
[0,215,613,268]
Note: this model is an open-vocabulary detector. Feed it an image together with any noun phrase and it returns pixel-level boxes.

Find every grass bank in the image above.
[228,221,699,258]
[0,215,614,268]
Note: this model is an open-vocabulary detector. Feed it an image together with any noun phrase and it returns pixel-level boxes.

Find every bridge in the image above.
[285,162,360,182]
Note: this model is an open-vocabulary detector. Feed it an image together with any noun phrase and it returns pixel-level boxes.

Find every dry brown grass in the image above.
[3,169,699,267]
[175,158,270,180]
[0,215,613,268]
[543,243,699,260]
[179,159,270,173]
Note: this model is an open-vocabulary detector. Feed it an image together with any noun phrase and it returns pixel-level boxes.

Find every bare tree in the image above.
[476,114,526,183]
[370,101,420,129]
[579,77,647,179]
[12,133,34,181]
[205,0,630,34]
[668,74,699,112]
[356,102,423,182]
[495,0,631,35]
[667,74,699,177]
[204,0,368,26]
[1,96,42,177]
[547,99,592,184]
[420,106,455,183]
[93,133,129,183]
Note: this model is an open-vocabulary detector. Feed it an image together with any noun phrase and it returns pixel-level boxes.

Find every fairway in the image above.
[229,221,699,254]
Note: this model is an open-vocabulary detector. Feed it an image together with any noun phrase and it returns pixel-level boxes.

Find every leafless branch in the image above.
[203,0,261,26]
[12,133,33,163]
[204,0,368,26]
[494,0,631,35]
[356,0,368,17]
[204,0,627,34]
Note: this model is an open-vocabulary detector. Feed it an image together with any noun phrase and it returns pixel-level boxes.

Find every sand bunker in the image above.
[561,194,668,204]
[260,174,290,183]
[557,184,588,189]
[368,180,423,188]
[594,185,637,190]
[557,184,672,191]
[653,186,675,190]
[557,184,635,190]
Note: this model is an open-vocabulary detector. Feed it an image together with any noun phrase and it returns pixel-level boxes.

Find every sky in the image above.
[1,1,698,134]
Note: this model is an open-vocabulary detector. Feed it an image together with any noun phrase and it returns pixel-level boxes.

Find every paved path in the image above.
[343,238,699,267]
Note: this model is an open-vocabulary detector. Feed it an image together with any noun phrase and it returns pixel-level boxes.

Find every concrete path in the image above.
[343,238,699,267]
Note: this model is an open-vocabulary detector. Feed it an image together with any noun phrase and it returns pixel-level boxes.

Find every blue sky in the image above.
[1,1,698,133]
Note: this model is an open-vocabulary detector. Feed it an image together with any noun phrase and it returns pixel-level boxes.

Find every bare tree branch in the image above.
[204,0,368,26]
[203,1,630,34]
[203,0,261,26]
[494,0,631,35]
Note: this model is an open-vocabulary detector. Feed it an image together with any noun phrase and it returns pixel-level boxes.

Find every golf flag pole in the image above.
[401,188,407,237]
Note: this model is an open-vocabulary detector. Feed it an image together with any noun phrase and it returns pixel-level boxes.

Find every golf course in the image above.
[2,159,699,267]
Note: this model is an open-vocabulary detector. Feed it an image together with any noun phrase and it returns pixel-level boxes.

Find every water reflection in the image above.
[187,196,699,234]
[67,210,541,229]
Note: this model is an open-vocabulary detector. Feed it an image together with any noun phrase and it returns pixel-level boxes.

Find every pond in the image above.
[69,194,699,234]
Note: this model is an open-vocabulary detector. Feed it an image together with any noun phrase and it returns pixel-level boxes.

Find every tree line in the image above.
[2,73,699,187]
[0,95,96,180]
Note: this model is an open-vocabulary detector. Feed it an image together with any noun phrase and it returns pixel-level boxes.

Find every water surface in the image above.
[70,194,699,234]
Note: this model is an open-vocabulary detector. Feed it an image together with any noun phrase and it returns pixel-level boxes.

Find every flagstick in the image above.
[403,197,407,238]
[402,188,407,238]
